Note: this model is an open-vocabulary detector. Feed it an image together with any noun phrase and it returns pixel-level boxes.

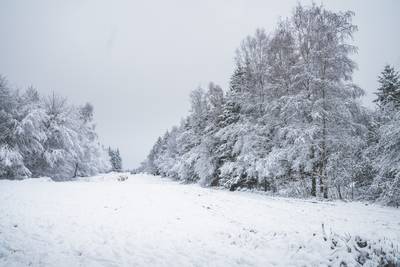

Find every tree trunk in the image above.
[323,186,328,199]
[337,185,342,200]
[319,175,324,195]
[311,175,316,197]
[264,177,268,192]
[321,65,328,199]
[351,179,354,200]
[73,162,78,178]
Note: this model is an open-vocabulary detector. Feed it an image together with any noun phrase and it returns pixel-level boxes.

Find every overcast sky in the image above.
[1,0,399,169]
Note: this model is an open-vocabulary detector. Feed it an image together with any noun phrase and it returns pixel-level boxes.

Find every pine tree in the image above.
[374,65,400,109]
[109,147,122,172]
[370,65,400,206]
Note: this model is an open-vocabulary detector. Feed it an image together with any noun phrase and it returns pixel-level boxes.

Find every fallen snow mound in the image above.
[0,174,399,267]
[77,172,131,182]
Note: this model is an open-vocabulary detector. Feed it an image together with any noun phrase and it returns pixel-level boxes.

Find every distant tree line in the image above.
[0,77,122,180]
[141,3,400,206]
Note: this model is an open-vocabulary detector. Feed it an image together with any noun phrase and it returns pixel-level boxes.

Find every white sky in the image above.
[1,0,399,169]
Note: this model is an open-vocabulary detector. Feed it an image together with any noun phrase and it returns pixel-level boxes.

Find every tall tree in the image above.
[374,65,400,109]
[370,65,400,206]
[109,147,123,172]
[291,3,365,198]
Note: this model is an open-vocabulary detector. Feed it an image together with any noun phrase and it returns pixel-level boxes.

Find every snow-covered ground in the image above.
[0,173,399,267]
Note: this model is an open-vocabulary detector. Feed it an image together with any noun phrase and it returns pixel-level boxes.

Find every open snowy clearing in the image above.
[1,173,399,267]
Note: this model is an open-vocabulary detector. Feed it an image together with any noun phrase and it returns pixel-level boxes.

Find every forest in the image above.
[0,76,124,180]
[141,3,400,206]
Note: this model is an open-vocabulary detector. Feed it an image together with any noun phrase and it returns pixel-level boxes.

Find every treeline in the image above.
[141,3,400,206]
[0,76,113,180]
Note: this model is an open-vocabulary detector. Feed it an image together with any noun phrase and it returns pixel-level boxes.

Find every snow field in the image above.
[0,173,399,266]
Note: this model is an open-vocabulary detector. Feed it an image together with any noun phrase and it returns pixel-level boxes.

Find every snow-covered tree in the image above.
[0,76,30,178]
[109,147,123,172]
[0,76,111,180]
[288,3,366,198]
[374,65,400,109]
[371,110,400,206]
[369,65,400,206]
[142,3,380,203]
